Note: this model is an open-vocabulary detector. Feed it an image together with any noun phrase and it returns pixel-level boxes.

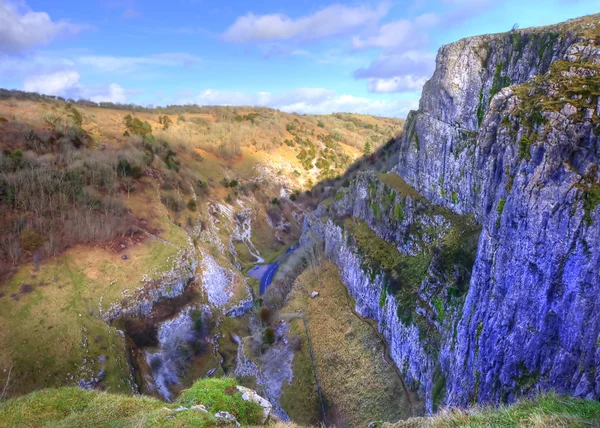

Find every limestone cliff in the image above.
[301,14,600,412]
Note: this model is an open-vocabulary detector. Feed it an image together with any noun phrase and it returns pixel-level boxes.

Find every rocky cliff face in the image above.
[302,14,600,412]
[302,172,480,412]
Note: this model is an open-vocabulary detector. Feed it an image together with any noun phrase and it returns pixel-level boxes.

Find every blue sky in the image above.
[0,0,598,117]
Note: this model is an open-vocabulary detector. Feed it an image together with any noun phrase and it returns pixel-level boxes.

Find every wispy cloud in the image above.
[354,51,436,79]
[352,13,438,51]
[77,52,202,72]
[0,0,85,54]
[354,50,435,94]
[366,76,429,93]
[121,8,139,19]
[223,2,390,43]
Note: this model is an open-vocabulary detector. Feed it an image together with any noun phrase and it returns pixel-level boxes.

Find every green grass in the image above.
[386,393,600,427]
[376,173,423,200]
[0,378,264,427]
[343,217,432,326]
[279,320,321,426]
[0,257,134,396]
[583,183,600,226]
[176,378,263,424]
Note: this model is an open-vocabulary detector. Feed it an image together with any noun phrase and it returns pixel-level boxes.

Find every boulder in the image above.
[235,386,273,423]
[215,411,240,426]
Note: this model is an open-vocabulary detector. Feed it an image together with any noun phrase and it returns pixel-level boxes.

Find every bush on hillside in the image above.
[123,114,152,136]
[264,327,275,344]
[259,306,271,324]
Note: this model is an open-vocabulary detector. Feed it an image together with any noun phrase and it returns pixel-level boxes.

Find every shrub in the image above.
[191,310,203,331]
[271,198,281,205]
[229,180,238,188]
[264,327,275,344]
[20,228,44,252]
[158,114,173,130]
[187,199,197,211]
[259,306,270,324]
[267,207,282,225]
[123,114,152,136]
[19,283,34,294]
[161,194,184,212]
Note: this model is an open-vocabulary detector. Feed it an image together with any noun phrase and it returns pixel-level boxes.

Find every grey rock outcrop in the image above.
[102,246,198,322]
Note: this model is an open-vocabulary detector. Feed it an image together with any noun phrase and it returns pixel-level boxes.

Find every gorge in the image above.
[1,11,600,428]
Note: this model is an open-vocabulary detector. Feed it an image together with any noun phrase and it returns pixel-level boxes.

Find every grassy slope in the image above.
[0,378,263,427]
[280,261,413,427]
[0,177,190,396]
[380,394,600,427]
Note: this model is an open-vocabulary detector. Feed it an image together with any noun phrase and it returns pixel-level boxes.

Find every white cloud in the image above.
[77,53,202,73]
[24,70,81,96]
[87,83,127,103]
[353,50,435,93]
[367,76,429,93]
[354,51,435,79]
[23,70,127,103]
[0,1,84,54]
[351,0,495,94]
[177,87,415,117]
[352,13,438,51]
[223,2,390,43]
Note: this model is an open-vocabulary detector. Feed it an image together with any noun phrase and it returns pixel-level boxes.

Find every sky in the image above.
[0,0,598,117]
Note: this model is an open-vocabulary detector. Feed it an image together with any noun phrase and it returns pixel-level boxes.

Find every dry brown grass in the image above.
[281,261,415,427]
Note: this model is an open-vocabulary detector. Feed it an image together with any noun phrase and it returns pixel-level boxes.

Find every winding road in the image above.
[249,245,296,295]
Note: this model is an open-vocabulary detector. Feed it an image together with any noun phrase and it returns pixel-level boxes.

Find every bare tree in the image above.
[123,177,136,199]
[6,234,21,265]
[0,366,14,402]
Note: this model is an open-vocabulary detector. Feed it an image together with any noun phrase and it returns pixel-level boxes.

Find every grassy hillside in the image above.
[0,91,403,400]
[0,91,402,278]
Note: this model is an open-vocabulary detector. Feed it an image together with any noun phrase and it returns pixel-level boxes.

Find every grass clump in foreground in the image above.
[377,393,600,427]
[0,378,264,427]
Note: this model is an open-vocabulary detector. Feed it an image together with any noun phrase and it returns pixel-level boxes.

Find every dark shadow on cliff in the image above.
[309,133,404,201]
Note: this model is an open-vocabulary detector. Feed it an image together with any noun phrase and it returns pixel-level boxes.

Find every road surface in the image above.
[249,245,296,295]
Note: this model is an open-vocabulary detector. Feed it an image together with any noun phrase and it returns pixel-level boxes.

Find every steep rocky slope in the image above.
[301,13,600,413]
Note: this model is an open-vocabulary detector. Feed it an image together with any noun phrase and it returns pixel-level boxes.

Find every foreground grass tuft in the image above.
[377,393,600,427]
[0,378,264,427]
